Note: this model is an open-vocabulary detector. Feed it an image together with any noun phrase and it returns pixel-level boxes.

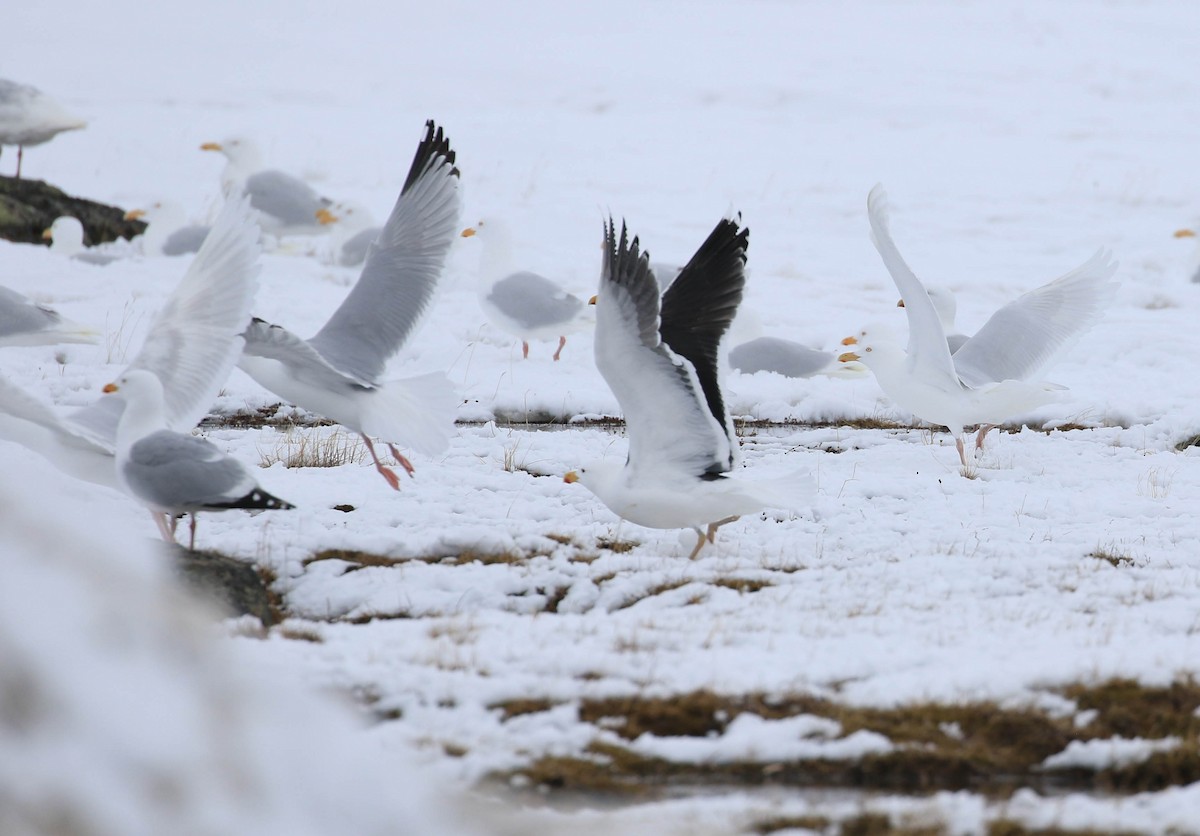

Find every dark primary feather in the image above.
[659,217,748,436]
[206,486,294,511]
[403,120,459,192]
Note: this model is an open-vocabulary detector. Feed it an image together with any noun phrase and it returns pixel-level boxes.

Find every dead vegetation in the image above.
[493,679,1200,798]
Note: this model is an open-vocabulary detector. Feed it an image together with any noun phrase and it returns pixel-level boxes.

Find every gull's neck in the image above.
[114,390,168,456]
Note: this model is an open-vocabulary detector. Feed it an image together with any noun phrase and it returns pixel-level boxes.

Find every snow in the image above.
[1041,736,1183,771]
[5,0,1200,832]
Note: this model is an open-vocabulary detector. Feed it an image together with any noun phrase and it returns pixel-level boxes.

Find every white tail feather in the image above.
[360,372,457,456]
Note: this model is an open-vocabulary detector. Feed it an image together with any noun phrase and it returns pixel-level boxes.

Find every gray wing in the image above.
[161,225,210,256]
[952,249,1119,387]
[486,272,584,329]
[245,170,332,226]
[65,196,261,444]
[0,285,96,345]
[729,337,833,378]
[307,121,460,383]
[241,318,372,391]
[124,430,253,510]
[596,219,732,479]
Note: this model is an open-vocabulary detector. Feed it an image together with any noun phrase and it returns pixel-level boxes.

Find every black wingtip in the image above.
[602,216,652,295]
[402,119,459,194]
[214,488,296,512]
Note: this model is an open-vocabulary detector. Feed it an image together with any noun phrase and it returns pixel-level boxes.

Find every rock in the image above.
[170,546,281,626]
[0,175,146,246]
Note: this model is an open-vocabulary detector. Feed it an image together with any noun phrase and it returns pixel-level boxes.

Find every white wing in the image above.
[595,221,732,479]
[0,375,117,487]
[952,249,1119,387]
[66,196,262,442]
[867,185,959,388]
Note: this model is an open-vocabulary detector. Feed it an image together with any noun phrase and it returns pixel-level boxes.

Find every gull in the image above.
[460,218,593,360]
[42,217,121,265]
[125,201,211,256]
[729,336,866,379]
[103,370,293,549]
[0,284,98,346]
[237,120,461,490]
[201,136,339,236]
[0,78,86,178]
[840,185,1119,466]
[565,216,811,559]
[0,195,262,488]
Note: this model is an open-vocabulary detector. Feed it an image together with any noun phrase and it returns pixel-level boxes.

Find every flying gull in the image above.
[0,196,262,488]
[840,185,1119,466]
[565,216,811,558]
[237,120,461,490]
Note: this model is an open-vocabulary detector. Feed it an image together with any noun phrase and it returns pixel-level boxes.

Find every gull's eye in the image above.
[865,347,872,353]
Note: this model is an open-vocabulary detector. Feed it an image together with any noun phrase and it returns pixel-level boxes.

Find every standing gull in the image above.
[201,136,339,236]
[0,285,98,346]
[42,217,121,265]
[840,185,1119,466]
[729,336,866,379]
[237,120,461,490]
[125,201,211,256]
[0,79,86,178]
[461,218,593,360]
[103,370,293,549]
[0,196,262,488]
[565,216,811,559]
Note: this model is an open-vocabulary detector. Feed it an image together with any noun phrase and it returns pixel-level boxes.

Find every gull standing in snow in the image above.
[460,218,594,361]
[0,285,98,346]
[201,136,339,236]
[0,196,262,489]
[125,201,211,256]
[0,79,86,178]
[565,216,811,559]
[103,370,293,549]
[42,217,121,265]
[729,336,866,379]
[237,120,460,490]
[839,185,1119,466]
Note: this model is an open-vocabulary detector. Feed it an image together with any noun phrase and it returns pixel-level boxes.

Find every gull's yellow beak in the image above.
[838,351,861,363]
[460,227,477,238]
[588,295,597,305]
[124,209,146,221]
[896,299,906,308]
[840,335,858,346]
[563,471,579,484]
[1174,229,1197,238]
[102,382,119,394]
[315,207,338,225]
[41,227,53,241]
[199,141,222,152]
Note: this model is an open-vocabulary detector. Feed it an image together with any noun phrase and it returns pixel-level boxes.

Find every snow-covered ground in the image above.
[5,1,1200,832]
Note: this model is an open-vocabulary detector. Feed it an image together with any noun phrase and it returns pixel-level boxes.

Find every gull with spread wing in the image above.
[565,216,811,559]
[236,121,461,490]
[841,185,1119,466]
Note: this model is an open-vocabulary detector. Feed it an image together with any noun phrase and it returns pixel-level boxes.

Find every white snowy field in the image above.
[6,0,1200,832]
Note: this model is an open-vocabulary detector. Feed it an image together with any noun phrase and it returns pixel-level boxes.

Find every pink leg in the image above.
[188,515,198,551]
[15,145,23,180]
[385,442,416,477]
[522,341,530,359]
[955,436,969,467]
[361,434,401,490]
[975,424,997,450]
[151,511,175,543]
[552,335,567,361]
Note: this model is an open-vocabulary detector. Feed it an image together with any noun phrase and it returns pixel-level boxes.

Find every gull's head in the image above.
[902,286,957,329]
[564,461,623,496]
[838,327,903,371]
[43,217,85,253]
[201,137,261,169]
[102,369,164,403]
